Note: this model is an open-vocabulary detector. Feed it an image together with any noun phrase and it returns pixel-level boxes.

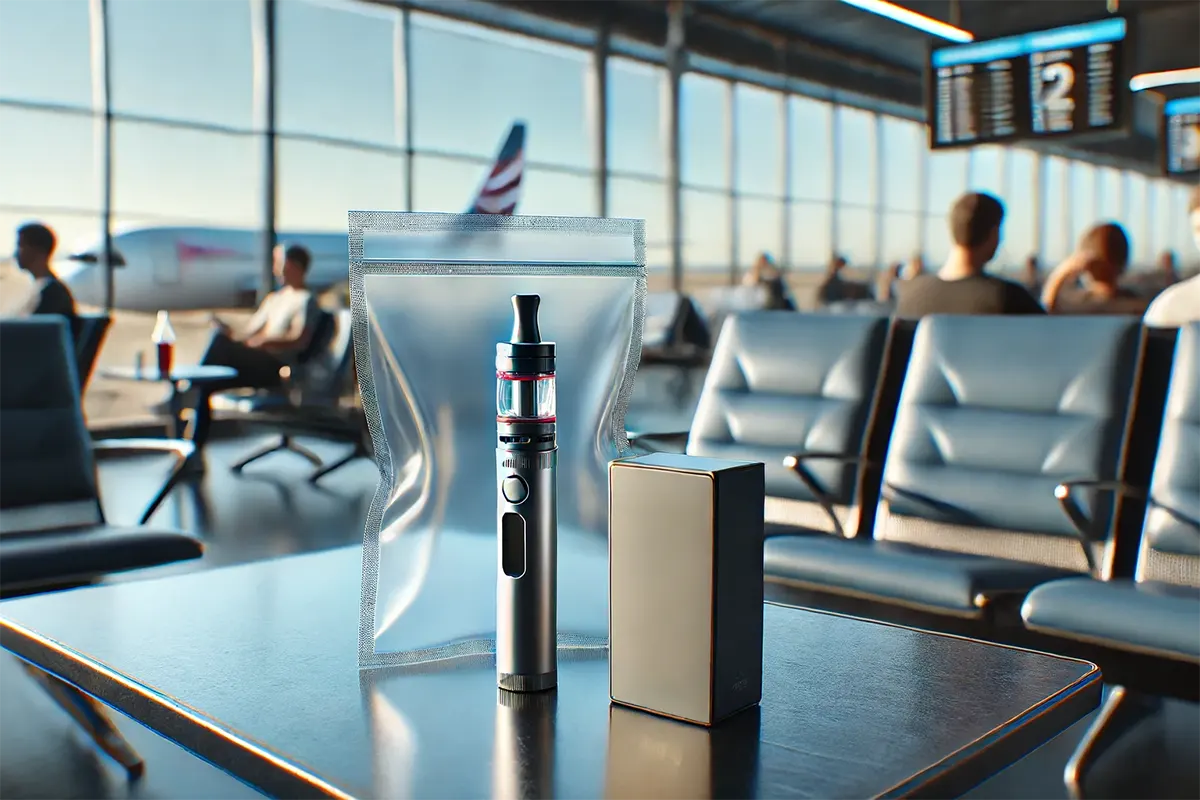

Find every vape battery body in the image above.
[496,295,558,692]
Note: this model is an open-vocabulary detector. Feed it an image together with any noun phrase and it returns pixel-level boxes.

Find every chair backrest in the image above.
[295,308,354,405]
[874,314,1142,575]
[73,312,112,390]
[0,318,103,535]
[687,312,891,534]
[642,291,682,350]
[1137,322,1200,588]
[298,308,336,365]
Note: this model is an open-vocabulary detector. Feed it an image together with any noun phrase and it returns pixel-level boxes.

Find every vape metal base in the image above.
[498,670,557,693]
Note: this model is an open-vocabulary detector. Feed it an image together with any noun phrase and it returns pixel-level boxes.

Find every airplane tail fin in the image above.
[467,121,525,215]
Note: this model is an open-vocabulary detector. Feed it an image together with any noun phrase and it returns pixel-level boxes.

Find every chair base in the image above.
[1065,685,1162,799]
[308,441,369,483]
[230,435,323,472]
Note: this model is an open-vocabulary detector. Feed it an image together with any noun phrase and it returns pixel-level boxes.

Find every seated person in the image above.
[201,244,322,391]
[1144,186,1200,328]
[815,255,872,307]
[1041,223,1148,316]
[11,222,78,330]
[896,192,1043,317]
[742,252,795,311]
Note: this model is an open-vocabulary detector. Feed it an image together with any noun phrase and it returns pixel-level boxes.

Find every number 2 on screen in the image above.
[1040,62,1075,109]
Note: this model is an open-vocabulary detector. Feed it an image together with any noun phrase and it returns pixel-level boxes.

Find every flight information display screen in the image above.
[1163,96,1200,178]
[928,17,1130,149]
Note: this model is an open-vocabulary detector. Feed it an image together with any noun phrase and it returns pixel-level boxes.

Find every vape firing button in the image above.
[502,475,529,505]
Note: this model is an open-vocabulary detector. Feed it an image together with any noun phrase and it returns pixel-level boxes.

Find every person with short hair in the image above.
[896,192,1044,317]
[1041,222,1148,315]
[1144,186,1200,327]
[201,243,322,390]
[12,222,78,324]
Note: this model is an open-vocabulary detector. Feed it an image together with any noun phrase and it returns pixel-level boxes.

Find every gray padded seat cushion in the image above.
[880,315,1140,541]
[1022,577,1200,662]
[688,312,889,507]
[0,526,202,588]
[765,536,1068,615]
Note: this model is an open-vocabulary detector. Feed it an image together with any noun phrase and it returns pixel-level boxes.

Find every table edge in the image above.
[0,618,351,800]
[878,666,1102,797]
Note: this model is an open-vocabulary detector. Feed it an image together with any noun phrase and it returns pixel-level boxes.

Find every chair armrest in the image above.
[782,451,865,539]
[93,438,196,462]
[626,431,690,452]
[93,439,195,524]
[1053,479,1142,579]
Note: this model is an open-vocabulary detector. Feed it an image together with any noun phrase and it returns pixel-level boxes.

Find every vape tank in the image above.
[496,294,558,693]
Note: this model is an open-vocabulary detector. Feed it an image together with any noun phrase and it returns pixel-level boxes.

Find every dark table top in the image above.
[101,364,237,383]
[0,546,1100,800]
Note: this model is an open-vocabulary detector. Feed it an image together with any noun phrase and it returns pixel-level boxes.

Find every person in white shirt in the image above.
[1144,186,1200,328]
[201,244,322,390]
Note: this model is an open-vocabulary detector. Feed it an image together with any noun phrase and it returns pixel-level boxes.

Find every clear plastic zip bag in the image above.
[350,212,645,668]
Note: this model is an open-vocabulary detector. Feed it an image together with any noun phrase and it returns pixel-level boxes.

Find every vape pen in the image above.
[496,294,557,693]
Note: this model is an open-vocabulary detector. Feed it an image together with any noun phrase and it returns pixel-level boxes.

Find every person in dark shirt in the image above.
[742,252,795,311]
[816,254,872,307]
[896,192,1044,318]
[14,222,78,324]
[1041,222,1149,316]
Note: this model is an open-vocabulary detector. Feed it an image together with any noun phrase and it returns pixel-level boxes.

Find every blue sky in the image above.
[0,0,1194,274]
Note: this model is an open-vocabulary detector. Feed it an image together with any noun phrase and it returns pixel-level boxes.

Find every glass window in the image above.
[277,0,402,147]
[608,177,669,271]
[1068,162,1097,245]
[736,198,783,269]
[835,105,875,207]
[1004,149,1038,268]
[413,155,593,218]
[836,206,877,267]
[1041,156,1071,265]
[1123,171,1149,265]
[880,116,922,212]
[923,213,951,267]
[1096,167,1123,222]
[788,201,833,271]
[410,14,591,170]
[734,84,783,197]
[607,57,665,179]
[1151,180,1175,263]
[0,108,101,311]
[682,189,730,272]
[517,168,596,218]
[680,73,729,190]
[112,120,261,227]
[881,212,921,266]
[0,0,96,109]
[926,149,968,219]
[1175,185,1196,258]
[108,0,256,130]
[0,106,101,213]
[968,146,1005,198]
[278,139,406,231]
[789,95,832,201]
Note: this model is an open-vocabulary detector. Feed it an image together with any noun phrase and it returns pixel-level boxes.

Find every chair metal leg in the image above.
[284,438,324,467]
[1065,685,1161,799]
[230,435,288,471]
[21,661,145,779]
[308,442,366,483]
[138,452,189,525]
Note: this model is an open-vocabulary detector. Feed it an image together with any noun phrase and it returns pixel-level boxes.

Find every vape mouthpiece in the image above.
[511,294,541,344]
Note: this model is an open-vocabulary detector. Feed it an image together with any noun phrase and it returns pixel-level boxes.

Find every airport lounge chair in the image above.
[0,317,203,777]
[218,309,368,481]
[633,312,910,538]
[1022,322,1200,798]
[72,311,111,391]
[764,315,1148,620]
